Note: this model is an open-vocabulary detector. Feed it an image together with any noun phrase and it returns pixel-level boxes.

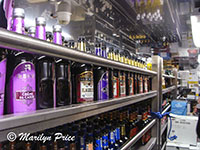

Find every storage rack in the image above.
[0,29,179,149]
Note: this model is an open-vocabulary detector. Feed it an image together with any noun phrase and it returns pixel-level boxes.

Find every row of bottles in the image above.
[0,100,152,150]
[0,8,153,115]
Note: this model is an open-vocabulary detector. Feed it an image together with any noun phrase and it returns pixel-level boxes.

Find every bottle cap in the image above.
[28,26,35,34]
[36,17,46,26]
[53,25,62,32]
[13,8,25,18]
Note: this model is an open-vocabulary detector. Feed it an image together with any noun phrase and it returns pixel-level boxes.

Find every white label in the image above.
[80,82,93,99]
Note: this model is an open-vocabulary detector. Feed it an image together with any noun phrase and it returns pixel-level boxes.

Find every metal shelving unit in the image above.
[137,137,157,150]
[162,105,171,114]
[120,119,157,150]
[0,29,180,149]
[163,74,175,79]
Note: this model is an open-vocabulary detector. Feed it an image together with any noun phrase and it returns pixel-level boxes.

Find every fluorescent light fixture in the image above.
[191,15,200,48]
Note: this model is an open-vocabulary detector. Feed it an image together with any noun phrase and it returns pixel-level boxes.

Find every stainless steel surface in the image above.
[120,119,156,150]
[137,138,157,150]
[161,142,167,150]
[0,29,157,75]
[161,122,168,136]
[163,74,176,79]
[162,86,176,94]
[162,105,171,114]
[0,91,157,142]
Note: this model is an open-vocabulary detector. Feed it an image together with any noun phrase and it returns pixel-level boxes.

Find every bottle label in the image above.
[12,18,25,34]
[11,62,36,113]
[139,77,143,93]
[36,26,46,40]
[53,32,62,45]
[95,139,101,150]
[120,74,126,96]
[115,127,120,140]
[121,125,126,136]
[144,78,148,93]
[102,134,109,147]
[130,127,137,138]
[78,71,93,102]
[0,59,6,115]
[86,143,93,150]
[129,77,134,95]
[98,71,109,100]
[109,131,115,143]
[113,76,119,98]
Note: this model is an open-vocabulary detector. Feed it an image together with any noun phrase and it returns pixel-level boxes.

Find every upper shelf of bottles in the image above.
[0,91,157,142]
[0,29,157,76]
[162,86,176,94]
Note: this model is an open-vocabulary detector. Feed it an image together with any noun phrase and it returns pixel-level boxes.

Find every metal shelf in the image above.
[0,29,156,76]
[161,122,168,136]
[177,77,181,80]
[0,91,157,142]
[162,86,176,94]
[163,74,175,79]
[177,84,181,88]
[161,141,167,150]
[137,137,157,150]
[162,104,171,114]
[120,119,157,150]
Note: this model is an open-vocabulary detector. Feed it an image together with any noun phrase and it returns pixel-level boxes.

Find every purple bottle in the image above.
[0,50,7,116]
[94,67,109,101]
[9,8,36,113]
[53,25,70,106]
[35,17,54,109]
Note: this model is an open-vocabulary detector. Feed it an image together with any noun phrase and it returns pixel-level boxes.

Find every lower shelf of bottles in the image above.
[120,119,156,150]
[137,137,157,150]
[0,91,157,142]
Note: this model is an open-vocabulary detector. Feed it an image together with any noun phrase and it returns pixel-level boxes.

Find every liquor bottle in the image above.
[28,26,35,37]
[119,111,128,144]
[119,71,126,97]
[69,124,78,150]
[35,17,54,109]
[114,49,120,62]
[86,127,94,150]
[53,25,71,106]
[134,73,138,94]
[77,36,86,52]
[128,107,138,139]
[78,128,86,150]
[8,8,36,113]
[138,74,143,94]
[101,124,109,150]
[72,39,94,104]
[95,43,101,56]
[126,72,134,96]
[0,49,6,115]
[101,44,107,58]
[107,47,114,60]
[143,75,148,93]
[119,51,125,63]
[112,70,120,98]
[94,66,109,101]
[94,124,102,150]
[108,115,116,150]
